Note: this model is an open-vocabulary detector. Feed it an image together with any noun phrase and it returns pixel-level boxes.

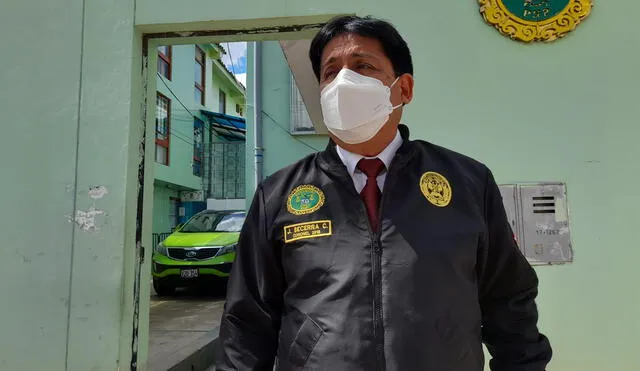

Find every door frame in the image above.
[130,15,341,370]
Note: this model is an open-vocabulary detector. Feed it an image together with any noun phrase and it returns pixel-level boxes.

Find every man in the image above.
[218,15,552,371]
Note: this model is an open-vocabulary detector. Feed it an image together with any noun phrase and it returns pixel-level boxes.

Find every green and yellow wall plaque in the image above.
[479,0,593,42]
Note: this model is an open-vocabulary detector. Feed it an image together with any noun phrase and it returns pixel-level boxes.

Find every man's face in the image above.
[319,33,412,109]
[318,33,413,154]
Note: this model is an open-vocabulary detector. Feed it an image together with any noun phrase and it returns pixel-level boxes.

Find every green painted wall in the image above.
[2,0,638,370]
[0,1,82,369]
[152,184,179,234]
[1,0,142,370]
[244,42,327,202]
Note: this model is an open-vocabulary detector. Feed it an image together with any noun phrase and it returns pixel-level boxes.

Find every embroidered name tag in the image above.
[284,220,332,243]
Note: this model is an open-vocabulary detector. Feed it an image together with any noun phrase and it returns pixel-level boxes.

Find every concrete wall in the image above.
[1,0,638,370]
[0,0,141,369]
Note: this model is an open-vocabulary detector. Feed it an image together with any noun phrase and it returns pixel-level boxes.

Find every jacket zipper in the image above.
[371,237,385,371]
[348,156,402,371]
[371,164,398,371]
[356,189,386,371]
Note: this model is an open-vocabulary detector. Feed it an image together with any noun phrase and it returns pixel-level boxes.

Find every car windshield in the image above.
[180,211,246,233]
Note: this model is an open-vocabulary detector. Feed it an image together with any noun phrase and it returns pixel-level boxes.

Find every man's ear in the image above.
[399,74,414,105]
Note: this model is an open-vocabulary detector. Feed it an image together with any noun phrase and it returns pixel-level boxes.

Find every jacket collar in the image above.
[319,124,416,174]
[336,130,403,177]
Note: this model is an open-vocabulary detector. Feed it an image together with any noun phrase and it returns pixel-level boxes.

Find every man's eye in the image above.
[323,70,337,80]
[358,63,375,70]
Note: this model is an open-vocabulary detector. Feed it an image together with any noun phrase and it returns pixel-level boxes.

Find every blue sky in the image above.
[221,42,247,86]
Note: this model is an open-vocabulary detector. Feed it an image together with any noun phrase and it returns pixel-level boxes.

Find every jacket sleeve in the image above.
[478,170,552,371]
[217,185,285,371]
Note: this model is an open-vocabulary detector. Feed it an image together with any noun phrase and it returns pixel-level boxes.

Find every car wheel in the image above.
[153,279,176,297]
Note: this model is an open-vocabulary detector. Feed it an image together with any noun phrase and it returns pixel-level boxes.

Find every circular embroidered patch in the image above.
[419,172,452,207]
[287,185,325,215]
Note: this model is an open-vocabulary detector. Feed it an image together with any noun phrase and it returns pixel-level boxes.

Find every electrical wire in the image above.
[163,114,206,141]
[157,71,213,146]
[226,48,323,154]
[219,43,245,133]
[158,68,246,135]
[226,42,236,75]
[156,129,193,146]
[155,68,249,170]
[158,64,322,154]
[257,107,324,152]
[157,72,198,118]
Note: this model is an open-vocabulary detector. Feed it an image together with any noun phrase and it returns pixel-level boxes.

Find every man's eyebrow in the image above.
[350,52,380,60]
[323,56,338,66]
[322,52,380,67]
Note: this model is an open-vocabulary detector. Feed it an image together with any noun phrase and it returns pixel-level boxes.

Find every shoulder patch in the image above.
[420,171,452,207]
[287,185,325,215]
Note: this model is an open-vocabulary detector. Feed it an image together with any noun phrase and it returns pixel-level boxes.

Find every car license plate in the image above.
[180,269,199,279]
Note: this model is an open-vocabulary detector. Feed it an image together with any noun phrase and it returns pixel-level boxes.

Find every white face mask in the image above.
[320,68,402,144]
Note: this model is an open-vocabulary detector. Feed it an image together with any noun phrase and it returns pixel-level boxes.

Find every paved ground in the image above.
[148,286,226,371]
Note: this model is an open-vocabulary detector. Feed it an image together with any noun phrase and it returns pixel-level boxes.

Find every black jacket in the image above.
[218,125,552,371]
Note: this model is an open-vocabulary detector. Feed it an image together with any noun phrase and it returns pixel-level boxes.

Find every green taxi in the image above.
[152,209,245,295]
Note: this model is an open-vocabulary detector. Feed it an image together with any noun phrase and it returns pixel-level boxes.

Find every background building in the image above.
[152,43,246,247]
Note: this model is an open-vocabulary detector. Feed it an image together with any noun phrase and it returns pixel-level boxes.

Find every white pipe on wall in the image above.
[253,41,264,189]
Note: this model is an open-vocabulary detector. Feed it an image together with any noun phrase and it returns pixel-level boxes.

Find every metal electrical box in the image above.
[498,183,573,265]
[498,184,519,239]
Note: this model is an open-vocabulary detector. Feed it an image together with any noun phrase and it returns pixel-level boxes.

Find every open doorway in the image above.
[138,17,337,370]
[149,42,247,298]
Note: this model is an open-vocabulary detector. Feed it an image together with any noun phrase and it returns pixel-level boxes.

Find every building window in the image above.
[156,93,170,165]
[236,103,243,116]
[158,46,172,80]
[195,46,205,106]
[193,118,204,177]
[290,73,316,134]
[219,90,226,114]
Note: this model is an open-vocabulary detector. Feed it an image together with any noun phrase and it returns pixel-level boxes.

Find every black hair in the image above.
[309,15,413,81]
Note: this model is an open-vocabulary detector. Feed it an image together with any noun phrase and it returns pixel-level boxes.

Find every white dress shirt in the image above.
[336,130,403,193]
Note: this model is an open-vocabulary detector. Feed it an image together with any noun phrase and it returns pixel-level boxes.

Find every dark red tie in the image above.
[357,158,386,232]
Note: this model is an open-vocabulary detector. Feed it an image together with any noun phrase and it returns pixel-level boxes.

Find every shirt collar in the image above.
[336,130,403,176]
